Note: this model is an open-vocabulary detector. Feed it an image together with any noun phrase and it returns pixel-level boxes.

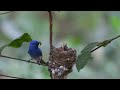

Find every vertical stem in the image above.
[48,11,53,79]
[48,11,53,50]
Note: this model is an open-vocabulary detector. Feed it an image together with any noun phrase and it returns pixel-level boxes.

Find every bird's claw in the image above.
[37,60,41,65]
[28,59,32,63]
[28,60,30,63]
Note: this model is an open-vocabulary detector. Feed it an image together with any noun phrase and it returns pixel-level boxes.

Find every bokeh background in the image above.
[0,11,120,79]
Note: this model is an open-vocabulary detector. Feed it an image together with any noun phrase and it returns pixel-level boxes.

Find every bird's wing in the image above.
[38,48,42,56]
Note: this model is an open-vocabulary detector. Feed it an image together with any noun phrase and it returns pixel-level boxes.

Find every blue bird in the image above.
[28,40,45,65]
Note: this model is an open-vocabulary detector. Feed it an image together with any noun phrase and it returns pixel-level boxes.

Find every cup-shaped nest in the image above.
[48,44,77,79]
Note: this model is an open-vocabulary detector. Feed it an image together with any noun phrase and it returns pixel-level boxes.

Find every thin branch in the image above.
[0,11,14,16]
[0,55,48,66]
[110,35,120,41]
[48,11,53,79]
[48,11,53,50]
[0,74,25,79]
[91,35,120,52]
[91,44,103,52]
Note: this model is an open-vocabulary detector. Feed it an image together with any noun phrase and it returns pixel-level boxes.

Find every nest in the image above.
[48,44,77,79]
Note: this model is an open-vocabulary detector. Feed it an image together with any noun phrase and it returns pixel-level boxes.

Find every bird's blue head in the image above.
[29,40,42,50]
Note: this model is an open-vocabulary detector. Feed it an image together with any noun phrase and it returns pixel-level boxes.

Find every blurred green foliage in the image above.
[0,11,120,79]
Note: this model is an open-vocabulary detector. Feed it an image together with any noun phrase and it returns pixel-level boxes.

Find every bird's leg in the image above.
[28,59,32,63]
[37,60,40,65]
[37,56,42,65]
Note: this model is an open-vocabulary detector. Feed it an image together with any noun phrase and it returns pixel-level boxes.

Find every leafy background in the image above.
[0,11,120,79]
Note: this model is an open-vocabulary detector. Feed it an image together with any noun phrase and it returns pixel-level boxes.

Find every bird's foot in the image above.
[28,59,32,63]
[28,60,31,63]
[37,60,41,65]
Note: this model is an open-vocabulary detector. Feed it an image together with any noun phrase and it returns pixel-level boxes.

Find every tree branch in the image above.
[91,45,103,52]
[91,35,120,52]
[48,11,53,50]
[0,74,26,79]
[0,55,48,66]
[0,11,14,16]
[48,11,54,79]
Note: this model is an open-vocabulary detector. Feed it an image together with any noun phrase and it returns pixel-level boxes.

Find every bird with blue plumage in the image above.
[28,40,46,65]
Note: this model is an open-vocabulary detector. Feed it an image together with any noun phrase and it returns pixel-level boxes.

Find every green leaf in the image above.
[0,33,32,55]
[81,42,99,53]
[8,33,32,48]
[76,52,93,72]
[76,42,99,72]
[0,44,8,55]
[76,35,120,72]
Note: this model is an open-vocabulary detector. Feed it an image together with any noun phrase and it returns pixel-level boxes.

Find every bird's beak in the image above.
[38,42,42,45]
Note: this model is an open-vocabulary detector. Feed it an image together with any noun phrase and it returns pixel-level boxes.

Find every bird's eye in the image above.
[33,43,35,45]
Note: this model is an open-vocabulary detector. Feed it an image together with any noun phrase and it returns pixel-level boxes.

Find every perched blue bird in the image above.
[28,40,45,65]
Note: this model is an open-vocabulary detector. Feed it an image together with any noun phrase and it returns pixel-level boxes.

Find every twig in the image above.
[0,55,48,66]
[0,11,14,16]
[0,74,25,79]
[48,11,53,50]
[91,35,120,52]
[48,11,53,79]
[110,35,120,41]
[91,45,103,52]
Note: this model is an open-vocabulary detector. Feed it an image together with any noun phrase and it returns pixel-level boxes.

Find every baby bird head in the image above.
[29,40,42,49]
